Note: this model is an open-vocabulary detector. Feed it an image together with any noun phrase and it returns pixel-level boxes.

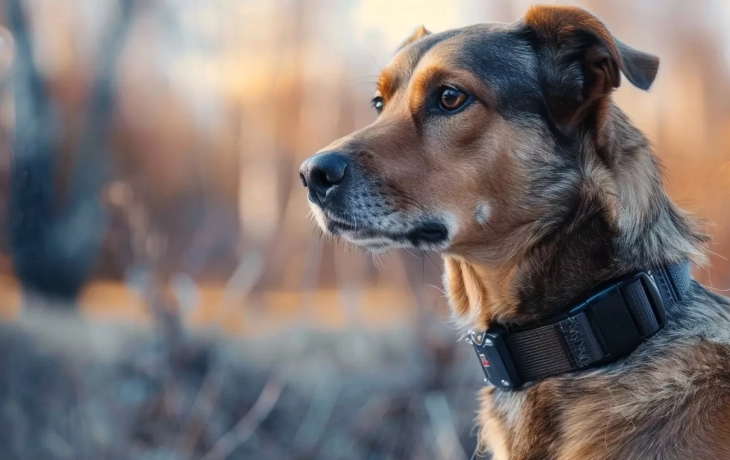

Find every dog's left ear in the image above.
[398,25,431,51]
[522,5,659,130]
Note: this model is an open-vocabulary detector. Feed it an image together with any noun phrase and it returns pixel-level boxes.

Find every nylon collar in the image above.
[467,260,692,389]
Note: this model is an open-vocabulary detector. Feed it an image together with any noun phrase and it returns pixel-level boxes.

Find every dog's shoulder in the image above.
[479,284,730,460]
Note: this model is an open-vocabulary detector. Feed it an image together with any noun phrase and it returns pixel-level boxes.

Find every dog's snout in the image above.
[299,152,350,202]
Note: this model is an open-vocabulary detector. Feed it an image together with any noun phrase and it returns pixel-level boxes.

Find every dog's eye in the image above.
[438,86,468,112]
[371,96,384,114]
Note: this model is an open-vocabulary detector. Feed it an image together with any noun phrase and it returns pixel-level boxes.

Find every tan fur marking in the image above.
[444,257,470,318]
[477,387,512,460]
[445,256,521,331]
[377,69,398,102]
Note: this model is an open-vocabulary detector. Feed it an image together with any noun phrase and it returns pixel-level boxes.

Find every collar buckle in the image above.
[576,271,666,359]
[640,271,666,327]
[469,329,522,389]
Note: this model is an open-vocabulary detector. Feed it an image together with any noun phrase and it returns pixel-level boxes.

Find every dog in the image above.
[299,5,730,459]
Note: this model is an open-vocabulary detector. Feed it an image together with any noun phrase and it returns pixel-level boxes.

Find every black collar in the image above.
[467,260,692,389]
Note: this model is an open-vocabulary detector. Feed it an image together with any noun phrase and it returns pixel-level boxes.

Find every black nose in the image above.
[299,152,350,203]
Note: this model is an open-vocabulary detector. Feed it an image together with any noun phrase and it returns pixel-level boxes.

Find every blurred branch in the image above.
[202,376,285,460]
[352,394,392,444]
[68,0,136,204]
[178,358,226,457]
[6,0,137,303]
[174,229,267,455]
[292,378,340,453]
[223,250,264,321]
[424,392,469,460]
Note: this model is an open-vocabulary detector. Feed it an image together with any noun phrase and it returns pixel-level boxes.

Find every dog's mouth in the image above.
[316,211,451,253]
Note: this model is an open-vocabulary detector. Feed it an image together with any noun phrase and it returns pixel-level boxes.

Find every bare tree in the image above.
[5,0,136,306]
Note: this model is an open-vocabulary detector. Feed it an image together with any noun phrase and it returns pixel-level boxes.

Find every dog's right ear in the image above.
[397,25,431,51]
[521,5,659,132]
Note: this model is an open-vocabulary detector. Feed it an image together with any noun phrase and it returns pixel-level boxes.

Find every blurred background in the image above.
[0,0,727,459]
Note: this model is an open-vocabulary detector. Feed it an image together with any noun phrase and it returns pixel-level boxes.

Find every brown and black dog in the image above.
[300,5,730,459]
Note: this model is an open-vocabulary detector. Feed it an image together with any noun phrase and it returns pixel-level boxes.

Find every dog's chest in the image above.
[478,382,572,459]
[477,387,542,459]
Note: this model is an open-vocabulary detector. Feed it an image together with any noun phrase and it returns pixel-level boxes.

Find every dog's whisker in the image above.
[349,74,380,81]
[367,53,383,73]
[346,82,378,88]
[706,249,728,261]
[424,252,442,275]
[421,251,426,283]
[478,223,491,253]
[426,284,447,296]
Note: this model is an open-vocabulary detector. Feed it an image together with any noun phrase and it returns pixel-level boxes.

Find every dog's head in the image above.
[300,5,659,264]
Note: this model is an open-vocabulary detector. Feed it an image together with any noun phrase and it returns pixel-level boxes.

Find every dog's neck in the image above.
[445,103,707,331]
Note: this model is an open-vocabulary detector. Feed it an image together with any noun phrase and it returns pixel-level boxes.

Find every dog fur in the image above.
[300,5,730,459]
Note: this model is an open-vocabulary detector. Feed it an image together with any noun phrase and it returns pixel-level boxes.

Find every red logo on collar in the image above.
[479,353,490,368]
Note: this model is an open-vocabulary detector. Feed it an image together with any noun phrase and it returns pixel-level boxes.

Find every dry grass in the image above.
[0,308,486,460]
